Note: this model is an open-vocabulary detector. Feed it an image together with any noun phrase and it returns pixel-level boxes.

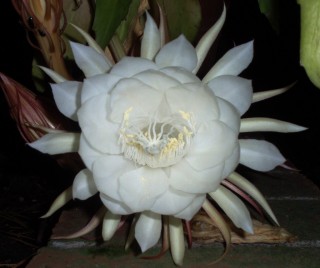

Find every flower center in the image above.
[119,108,194,168]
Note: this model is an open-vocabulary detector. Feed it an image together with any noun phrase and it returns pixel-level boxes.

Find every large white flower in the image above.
[31,8,305,265]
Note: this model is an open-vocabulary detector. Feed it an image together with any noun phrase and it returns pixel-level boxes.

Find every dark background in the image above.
[0,0,320,265]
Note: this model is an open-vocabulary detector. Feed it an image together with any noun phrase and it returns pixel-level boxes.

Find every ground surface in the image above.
[24,168,320,268]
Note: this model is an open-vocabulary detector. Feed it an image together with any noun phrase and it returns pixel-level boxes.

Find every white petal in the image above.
[216,97,240,133]
[208,75,253,115]
[170,160,224,194]
[193,5,226,73]
[203,41,254,83]
[239,139,285,171]
[151,187,195,215]
[102,211,121,241]
[72,169,97,200]
[109,78,163,123]
[29,133,80,154]
[133,70,180,92]
[141,13,161,60]
[110,57,158,77]
[165,85,219,123]
[210,186,253,233]
[186,121,237,170]
[39,66,66,83]
[221,145,240,178]
[118,167,168,212]
[228,172,279,225]
[93,155,135,200]
[70,42,111,77]
[155,35,197,71]
[51,81,82,121]
[240,118,307,133]
[160,67,201,83]
[100,193,132,215]
[78,135,101,170]
[77,93,121,154]
[174,194,206,220]
[135,211,162,252]
[81,73,122,104]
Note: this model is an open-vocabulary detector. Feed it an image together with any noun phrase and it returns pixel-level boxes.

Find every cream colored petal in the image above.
[174,194,206,221]
[150,187,195,215]
[170,160,224,194]
[102,210,121,241]
[39,66,66,83]
[70,23,107,56]
[29,133,80,155]
[118,167,168,212]
[239,139,285,171]
[135,211,162,252]
[51,81,82,121]
[72,169,97,200]
[202,199,231,260]
[227,172,279,225]
[70,42,111,77]
[40,187,72,218]
[160,67,201,83]
[141,12,161,60]
[193,5,226,73]
[252,84,292,103]
[100,193,132,215]
[155,35,197,71]
[240,118,307,133]
[158,4,166,48]
[81,73,122,104]
[216,97,240,133]
[208,75,253,115]
[51,207,106,240]
[186,121,237,170]
[77,93,121,154]
[110,57,157,77]
[93,155,135,201]
[109,78,163,123]
[210,186,253,233]
[203,41,254,83]
[169,216,185,266]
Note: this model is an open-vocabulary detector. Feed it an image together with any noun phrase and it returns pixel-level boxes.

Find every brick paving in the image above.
[27,168,320,267]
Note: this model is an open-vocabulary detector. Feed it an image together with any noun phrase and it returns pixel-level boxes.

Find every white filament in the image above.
[119,109,194,168]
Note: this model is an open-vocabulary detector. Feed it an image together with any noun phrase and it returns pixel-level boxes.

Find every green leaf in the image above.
[157,0,201,43]
[116,0,141,43]
[298,0,320,88]
[93,0,132,49]
[258,0,280,33]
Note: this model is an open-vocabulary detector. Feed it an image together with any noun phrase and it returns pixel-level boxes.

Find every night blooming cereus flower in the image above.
[30,7,305,266]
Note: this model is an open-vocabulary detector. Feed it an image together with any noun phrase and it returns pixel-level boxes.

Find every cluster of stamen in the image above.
[119,108,194,168]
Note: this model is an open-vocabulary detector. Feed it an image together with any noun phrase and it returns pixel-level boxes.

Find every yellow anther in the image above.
[124,107,133,121]
[179,110,191,121]
[183,127,193,136]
